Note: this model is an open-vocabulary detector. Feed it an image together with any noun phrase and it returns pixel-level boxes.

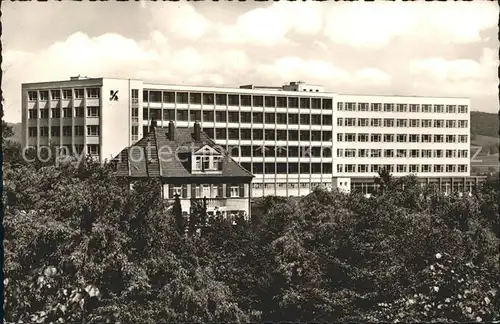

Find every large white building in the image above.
[22,76,474,196]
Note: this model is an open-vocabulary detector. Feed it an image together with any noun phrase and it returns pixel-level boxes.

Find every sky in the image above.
[2,1,498,122]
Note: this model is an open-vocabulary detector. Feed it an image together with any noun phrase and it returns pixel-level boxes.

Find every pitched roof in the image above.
[113,125,254,181]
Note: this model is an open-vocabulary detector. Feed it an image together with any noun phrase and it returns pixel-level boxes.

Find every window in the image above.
[358,149,369,157]
[421,134,432,143]
[421,164,431,172]
[371,149,381,158]
[433,104,444,113]
[345,149,356,157]
[87,144,100,155]
[446,135,456,143]
[203,111,215,123]
[190,110,202,122]
[28,109,37,119]
[409,165,419,173]
[358,103,369,111]
[40,109,49,119]
[345,102,356,111]
[421,104,432,113]
[63,108,72,118]
[434,149,443,158]
[322,115,332,126]
[434,135,444,143]
[322,98,333,109]
[177,110,188,121]
[371,103,381,111]
[458,120,468,128]
[409,104,420,112]
[265,113,275,124]
[311,115,321,125]
[371,164,381,173]
[28,91,37,101]
[371,118,381,127]
[51,108,61,118]
[228,95,240,106]
[409,134,419,143]
[252,96,263,107]
[39,91,49,100]
[345,164,355,172]
[358,118,369,127]
[50,126,60,137]
[337,164,343,173]
[40,127,48,137]
[216,128,227,139]
[358,164,369,172]
[345,133,356,142]
[396,119,408,127]
[277,113,287,124]
[383,103,394,112]
[384,165,394,173]
[384,149,394,158]
[371,133,381,142]
[299,114,310,125]
[422,149,432,158]
[396,134,407,142]
[28,127,37,137]
[384,119,394,127]
[161,91,174,103]
[337,133,343,142]
[215,111,227,123]
[131,89,139,100]
[458,150,468,158]
[337,149,344,157]
[383,134,394,142]
[74,89,84,99]
[87,106,99,117]
[446,105,456,113]
[458,135,468,143]
[396,149,407,158]
[458,105,468,113]
[311,98,321,109]
[396,104,407,112]
[397,164,407,173]
[75,107,84,118]
[458,164,468,173]
[74,126,84,136]
[433,120,444,128]
[337,102,343,111]
[62,126,72,136]
[409,119,420,127]
[445,120,456,128]
[445,150,456,158]
[190,93,201,104]
[421,119,432,127]
[87,125,99,136]
[410,149,420,158]
[86,88,100,98]
[345,118,356,127]
[277,97,287,108]
[433,164,444,173]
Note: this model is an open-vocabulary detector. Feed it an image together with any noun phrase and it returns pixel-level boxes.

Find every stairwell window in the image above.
[87,125,99,136]
[86,88,100,98]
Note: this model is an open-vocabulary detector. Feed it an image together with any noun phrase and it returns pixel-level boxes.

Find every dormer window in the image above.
[194,155,222,171]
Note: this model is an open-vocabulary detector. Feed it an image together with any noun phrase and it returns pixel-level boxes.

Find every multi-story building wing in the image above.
[22,77,476,197]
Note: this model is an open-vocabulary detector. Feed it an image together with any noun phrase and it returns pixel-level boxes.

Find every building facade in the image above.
[113,121,254,218]
[22,77,472,196]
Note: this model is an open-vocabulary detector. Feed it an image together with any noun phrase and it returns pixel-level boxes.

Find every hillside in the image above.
[471,111,499,138]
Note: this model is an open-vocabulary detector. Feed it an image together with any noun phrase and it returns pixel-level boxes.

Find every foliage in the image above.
[4,157,500,322]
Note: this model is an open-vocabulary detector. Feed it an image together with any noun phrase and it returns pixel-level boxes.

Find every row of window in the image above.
[252,182,327,190]
[27,89,100,101]
[337,164,468,173]
[42,144,100,155]
[142,90,333,109]
[28,107,99,119]
[337,133,468,143]
[145,109,333,125]
[337,148,469,158]
[168,183,245,199]
[28,126,99,137]
[337,117,468,128]
[337,102,468,114]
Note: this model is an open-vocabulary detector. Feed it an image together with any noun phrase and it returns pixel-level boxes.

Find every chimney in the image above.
[150,118,157,133]
[193,121,201,141]
[168,121,175,140]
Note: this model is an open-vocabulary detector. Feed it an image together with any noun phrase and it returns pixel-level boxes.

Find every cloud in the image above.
[216,1,497,48]
[408,48,497,97]
[149,3,212,40]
